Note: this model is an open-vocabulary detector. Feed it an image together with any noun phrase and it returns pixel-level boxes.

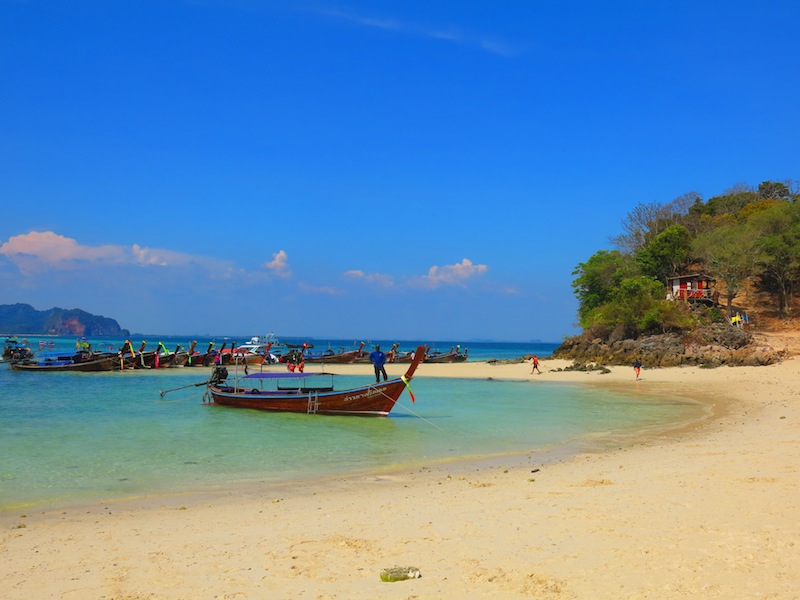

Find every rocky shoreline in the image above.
[550,324,783,368]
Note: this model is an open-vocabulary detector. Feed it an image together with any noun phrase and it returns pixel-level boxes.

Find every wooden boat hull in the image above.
[10,354,119,372]
[186,352,217,366]
[303,352,360,364]
[424,349,468,363]
[208,379,408,416]
[424,353,457,363]
[120,350,159,369]
[227,353,266,366]
[168,352,190,367]
[207,345,426,417]
[303,342,365,364]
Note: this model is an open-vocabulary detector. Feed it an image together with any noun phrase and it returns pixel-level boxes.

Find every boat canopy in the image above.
[243,372,332,379]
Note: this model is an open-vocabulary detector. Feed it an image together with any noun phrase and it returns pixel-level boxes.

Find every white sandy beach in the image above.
[2,347,799,599]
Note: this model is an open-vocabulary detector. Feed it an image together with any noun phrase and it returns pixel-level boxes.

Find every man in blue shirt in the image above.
[370,345,387,383]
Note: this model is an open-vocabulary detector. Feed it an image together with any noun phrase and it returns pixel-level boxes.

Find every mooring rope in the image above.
[394,400,444,430]
[372,383,443,430]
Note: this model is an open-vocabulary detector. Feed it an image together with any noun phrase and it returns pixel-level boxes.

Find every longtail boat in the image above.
[169,342,194,367]
[10,350,119,372]
[303,341,366,364]
[354,343,400,364]
[187,341,218,367]
[204,345,425,417]
[424,346,468,363]
[228,340,276,365]
[118,340,155,369]
[149,342,181,368]
[2,336,34,362]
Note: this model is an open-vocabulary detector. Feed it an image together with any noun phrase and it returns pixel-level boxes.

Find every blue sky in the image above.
[2,1,798,342]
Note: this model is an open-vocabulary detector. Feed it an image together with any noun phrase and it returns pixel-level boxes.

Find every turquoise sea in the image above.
[0,336,706,511]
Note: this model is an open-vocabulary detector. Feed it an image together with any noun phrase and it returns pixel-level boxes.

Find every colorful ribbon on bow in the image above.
[401,375,416,403]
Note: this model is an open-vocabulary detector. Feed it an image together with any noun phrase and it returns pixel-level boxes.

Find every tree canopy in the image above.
[571,180,800,340]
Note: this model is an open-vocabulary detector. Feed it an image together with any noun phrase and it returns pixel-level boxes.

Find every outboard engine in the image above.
[209,365,228,385]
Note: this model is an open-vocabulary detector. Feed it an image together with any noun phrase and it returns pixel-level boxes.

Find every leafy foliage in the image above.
[692,223,763,312]
[749,201,800,314]
[634,224,692,283]
[571,179,800,340]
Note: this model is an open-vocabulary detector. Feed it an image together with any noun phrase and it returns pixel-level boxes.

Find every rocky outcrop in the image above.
[552,325,782,368]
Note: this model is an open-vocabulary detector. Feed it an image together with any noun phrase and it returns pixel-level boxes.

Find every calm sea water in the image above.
[0,336,705,511]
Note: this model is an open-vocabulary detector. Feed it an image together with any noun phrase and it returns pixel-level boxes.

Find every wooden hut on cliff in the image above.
[667,274,719,304]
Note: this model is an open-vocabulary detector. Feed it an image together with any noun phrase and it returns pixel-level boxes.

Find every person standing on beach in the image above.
[370,345,387,383]
[633,358,642,380]
[531,354,541,374]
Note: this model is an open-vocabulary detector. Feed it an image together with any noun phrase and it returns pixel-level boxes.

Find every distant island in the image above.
[0,303,130,337]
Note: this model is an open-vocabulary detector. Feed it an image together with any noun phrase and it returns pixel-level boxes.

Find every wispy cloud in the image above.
[343,269,394,287]
[0,231,232,276]
[2,232,495,302]
[298,281,345,296]
[344,258,489,290]
[319,7,523,56]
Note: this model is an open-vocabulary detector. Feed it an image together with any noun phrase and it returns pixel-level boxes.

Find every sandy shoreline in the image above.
[2,356,799,599]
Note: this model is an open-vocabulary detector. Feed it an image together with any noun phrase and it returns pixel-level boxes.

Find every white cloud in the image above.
[264,249,291,278]
[0,231,231,275]
[0,231,124,268]
[420,258,488,288]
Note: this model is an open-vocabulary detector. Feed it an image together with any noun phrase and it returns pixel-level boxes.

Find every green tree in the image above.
[693,223,763,315]
[758,180,791,200]
[749,202,800,315]
[635,224,692,283]
[571,250,633,328]
[586,276,691,339]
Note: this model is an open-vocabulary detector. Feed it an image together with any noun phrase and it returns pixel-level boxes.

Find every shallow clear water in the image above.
[0,341,705,511]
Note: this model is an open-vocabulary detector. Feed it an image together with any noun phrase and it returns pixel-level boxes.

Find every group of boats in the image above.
[4,338,209,372]
[2,335,468,373]
[282,342,468,365]
[3,335,464,417]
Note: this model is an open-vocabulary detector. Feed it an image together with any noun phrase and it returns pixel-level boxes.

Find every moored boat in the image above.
[354,343,400,363]
[2,336,34,362]
[302,341,366,364]
[205,345,426,416]
[118,340,154,369]
[10,350,119,372]
[424,346,468,363]
[232,339,278,365]
[187,341,219,367]
[168,341,195,367]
